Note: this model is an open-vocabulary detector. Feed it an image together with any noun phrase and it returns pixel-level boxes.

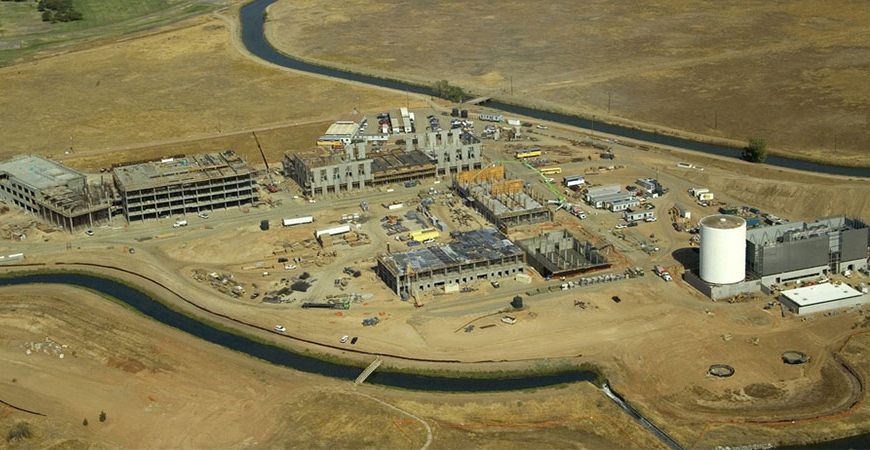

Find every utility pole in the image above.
[834,131,837,152]
[608,92,611,113]
[714,111,718,130]
[69,135,73,154]
[510,76,513,96]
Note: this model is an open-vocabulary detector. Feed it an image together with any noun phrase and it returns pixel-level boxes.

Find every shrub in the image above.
[6,422,32,442]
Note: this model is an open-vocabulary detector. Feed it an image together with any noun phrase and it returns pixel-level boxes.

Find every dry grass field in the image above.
[0,285,662,449]
[0,14,412,164]
[266,0,870,166]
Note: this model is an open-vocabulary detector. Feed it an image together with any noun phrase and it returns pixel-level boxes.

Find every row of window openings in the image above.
[126,186,253,200]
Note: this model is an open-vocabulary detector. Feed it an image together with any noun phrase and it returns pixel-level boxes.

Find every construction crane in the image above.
[252,132,278,193]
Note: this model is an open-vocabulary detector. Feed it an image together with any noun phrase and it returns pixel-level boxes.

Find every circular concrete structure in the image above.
[782,351,809,365]
[699,215,746,284]
[708,364,735,377]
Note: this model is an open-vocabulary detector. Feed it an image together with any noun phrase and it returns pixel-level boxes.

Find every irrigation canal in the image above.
[239,0,870,179]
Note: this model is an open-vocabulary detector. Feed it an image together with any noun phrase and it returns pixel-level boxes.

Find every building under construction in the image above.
[112,151,257,223]
[453,166,552,232]
[517,230,610,278]
[376,228,525,296]
[284,126,482,196]
[285,144,436,196]
[0,154,115,232]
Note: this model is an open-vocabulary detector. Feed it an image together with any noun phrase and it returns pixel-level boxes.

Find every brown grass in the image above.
[0,15,408,163]
[266,0,870,166]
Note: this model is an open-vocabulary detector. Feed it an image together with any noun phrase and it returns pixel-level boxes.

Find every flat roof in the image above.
[324,122,358,136]
[701,215,745,229]
[380,228,523,276]
[0,154,84,190]
[781,283,863,306]
[113,151,254,191]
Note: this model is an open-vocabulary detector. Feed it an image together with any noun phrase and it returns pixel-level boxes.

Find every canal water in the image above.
[239,0,870,178]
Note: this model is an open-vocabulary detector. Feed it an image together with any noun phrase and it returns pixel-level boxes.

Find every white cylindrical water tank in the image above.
[699,215,746,284]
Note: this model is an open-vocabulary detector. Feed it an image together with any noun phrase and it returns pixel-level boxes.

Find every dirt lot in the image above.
[0,14,414,165]
[266,0,870,166]
[0,285,663,449]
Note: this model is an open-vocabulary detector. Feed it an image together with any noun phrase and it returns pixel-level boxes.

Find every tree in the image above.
[82,418,88,426]
[432,80,465,102]
[42,10,52,21]
[743,137,767,163]
[99,411,107,422]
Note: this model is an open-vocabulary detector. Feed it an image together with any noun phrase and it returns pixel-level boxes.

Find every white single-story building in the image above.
[779,283,870,315]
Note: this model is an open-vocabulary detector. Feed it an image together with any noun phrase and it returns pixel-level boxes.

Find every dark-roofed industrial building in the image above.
[746,216,869,284]
[376,228,525,296]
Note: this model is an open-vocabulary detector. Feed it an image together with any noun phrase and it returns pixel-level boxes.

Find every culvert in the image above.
[782,351,809,365]
[707,364,735,377]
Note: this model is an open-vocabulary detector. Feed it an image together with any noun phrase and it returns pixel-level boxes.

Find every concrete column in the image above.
[358,142,366,160]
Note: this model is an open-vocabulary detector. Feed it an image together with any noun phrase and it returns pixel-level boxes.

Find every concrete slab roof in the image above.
[381,228,523,276]
[0,154,84,190]
[781,282,862,306]
[113,151,254,191]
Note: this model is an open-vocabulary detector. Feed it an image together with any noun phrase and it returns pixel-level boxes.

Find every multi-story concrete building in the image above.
[376,228,525,296]
[0,154,114,232]
[284,128,481,196]
[112,151,257,223]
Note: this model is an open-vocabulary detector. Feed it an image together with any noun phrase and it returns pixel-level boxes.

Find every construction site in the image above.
[0,154,115,232]
[517,230,610,278]
[4,105,870,450]
[375,228,525,297]
[453,166,553,232]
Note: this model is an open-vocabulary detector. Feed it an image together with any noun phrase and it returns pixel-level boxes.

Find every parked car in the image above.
[250,293,260,299]
[274,325,286,332]
[536,124,548,130]
[615,224,628,230]
[350,337,358,344]
[491,281,500,288]
[198,212,209,219]
[340,335,349,343]
[612,296,622,304]
[85,229,94,236]
[645,217,657,222]
[278,257,288,263]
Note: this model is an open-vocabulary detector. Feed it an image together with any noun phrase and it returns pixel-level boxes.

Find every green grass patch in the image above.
[0,0,218,66]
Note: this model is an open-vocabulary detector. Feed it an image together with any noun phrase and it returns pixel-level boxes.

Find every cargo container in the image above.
[600,153,615,160]
[745,217,761,228]
[410,229,439,242]
[479,112,504,122]
[515,148,542,159]
[563,175,585,187]
[283,216,313,226]
[315,225,351,238]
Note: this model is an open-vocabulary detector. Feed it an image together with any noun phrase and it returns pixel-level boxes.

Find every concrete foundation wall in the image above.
[684,270,761,300]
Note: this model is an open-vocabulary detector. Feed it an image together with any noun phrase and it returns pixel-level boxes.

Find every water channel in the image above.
[239,0,870,178]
